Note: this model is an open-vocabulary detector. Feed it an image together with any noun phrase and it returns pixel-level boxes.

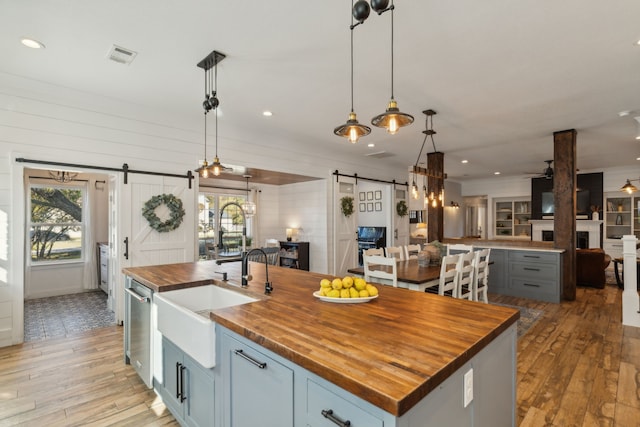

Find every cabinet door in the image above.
[486,249,507,294]
[161,338,184,417]
[184,356,216,427]
[226,337,294,427]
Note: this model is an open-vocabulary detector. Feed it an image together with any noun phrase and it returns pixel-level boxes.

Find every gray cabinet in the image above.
[507,251,561,302]
[221,332,294,427]
[485,248,507,294]
[159,337,217,427]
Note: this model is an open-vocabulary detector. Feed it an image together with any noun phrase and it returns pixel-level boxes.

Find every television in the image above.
[541,190,591,215]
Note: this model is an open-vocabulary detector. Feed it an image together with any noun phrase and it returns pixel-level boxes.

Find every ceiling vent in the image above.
[107,44,137,65]
[365,151,394,159]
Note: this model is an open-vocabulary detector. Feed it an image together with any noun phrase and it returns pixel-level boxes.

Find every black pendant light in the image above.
[334,0,371,144]
[370,0,413,134]
[196,50,226,178]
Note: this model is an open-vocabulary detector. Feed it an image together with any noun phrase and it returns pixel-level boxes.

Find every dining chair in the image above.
[385,246,404,261]
[404,244,422,260]
[472,248,491,303]
[264,239,280,248]
[456,251,476,301]
[363,248,384,257]
[436,254,460,297]
[446,243,474,255]
[363,254,397,288]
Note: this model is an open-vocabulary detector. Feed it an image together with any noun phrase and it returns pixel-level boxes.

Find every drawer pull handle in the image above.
[234,349,267,369]
[523,255,540,259]
[176,362,182,400]
[321,409,351,427]
[523,267,540,272]
[523,283,541,288]
[179,364,187,402]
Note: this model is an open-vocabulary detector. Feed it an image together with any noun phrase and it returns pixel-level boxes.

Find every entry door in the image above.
[333,178,357,276]
[113,173,195,323]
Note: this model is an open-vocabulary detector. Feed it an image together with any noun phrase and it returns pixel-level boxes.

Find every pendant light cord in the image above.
[214,63,218,157]
[350,0,355,113]
[390,0,394,100]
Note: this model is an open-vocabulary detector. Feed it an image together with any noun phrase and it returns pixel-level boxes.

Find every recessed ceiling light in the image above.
[618,110,631,117]
[637,157,640,160]
[461,159,468,164]
[636,135,640,140]
[368,143,375,148]
[262,111,273,117]
[20,37,45,49]
[494,171,501,175]
[636,39,640,46]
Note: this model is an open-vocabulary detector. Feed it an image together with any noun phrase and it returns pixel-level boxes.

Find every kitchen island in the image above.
[124,260,519,426]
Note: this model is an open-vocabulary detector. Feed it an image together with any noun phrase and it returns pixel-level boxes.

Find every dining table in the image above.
[347,258,442,292]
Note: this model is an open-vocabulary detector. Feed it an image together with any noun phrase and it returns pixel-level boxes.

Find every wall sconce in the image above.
[450,201,460,209]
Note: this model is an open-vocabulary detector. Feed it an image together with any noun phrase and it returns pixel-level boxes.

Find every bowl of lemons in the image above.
[313,276,378,303]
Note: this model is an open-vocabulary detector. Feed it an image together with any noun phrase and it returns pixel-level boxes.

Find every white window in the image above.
[29,183,86,264]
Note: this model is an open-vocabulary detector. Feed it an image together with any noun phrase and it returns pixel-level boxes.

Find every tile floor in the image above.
[24,290,115,342]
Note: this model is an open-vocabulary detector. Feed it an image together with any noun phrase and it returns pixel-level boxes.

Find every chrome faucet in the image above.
[242,248,273,294]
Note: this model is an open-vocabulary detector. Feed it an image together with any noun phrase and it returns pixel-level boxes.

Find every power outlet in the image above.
[463,368,473,407]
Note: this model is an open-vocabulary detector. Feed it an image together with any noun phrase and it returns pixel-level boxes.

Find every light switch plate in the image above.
[464,368,473,407]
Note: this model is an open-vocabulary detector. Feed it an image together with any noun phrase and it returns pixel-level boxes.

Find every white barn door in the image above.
[333,177,357,277]
[113,173,195,323]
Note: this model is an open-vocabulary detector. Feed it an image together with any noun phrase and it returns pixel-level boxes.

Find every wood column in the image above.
[554,129,577,301]
[427,152,444,242]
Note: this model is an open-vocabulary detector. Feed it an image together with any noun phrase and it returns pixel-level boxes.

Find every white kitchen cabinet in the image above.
[221,332,294,427]
[493,197,531,239]
[159,337,218,427]
[604,193,640,258]
[98,243,109,294]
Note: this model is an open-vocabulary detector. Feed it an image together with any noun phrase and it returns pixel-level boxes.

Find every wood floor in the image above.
[0,283,638,426]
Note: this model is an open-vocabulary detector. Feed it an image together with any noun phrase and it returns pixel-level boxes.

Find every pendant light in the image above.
[196,50,226,178]
[620,178,639,194]
[334,0,371,144]
[49,170,78,183]
[370,0,413,134]
[242,175,257,217]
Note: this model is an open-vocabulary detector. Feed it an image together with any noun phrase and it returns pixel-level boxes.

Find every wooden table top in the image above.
[347,259,441,284]
[124,260,519,416]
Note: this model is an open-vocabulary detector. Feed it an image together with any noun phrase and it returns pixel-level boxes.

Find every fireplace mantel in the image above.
[529,220,603,248]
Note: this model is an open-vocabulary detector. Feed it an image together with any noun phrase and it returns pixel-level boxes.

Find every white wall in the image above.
[444,181,463,238]
[356,181,388,227]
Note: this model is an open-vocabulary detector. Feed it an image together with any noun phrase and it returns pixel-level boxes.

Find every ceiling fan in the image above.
[524,160,554,180]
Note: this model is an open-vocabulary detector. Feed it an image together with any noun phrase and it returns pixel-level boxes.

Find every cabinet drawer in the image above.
[307,379,383,427]
[510,251,557,264]
[510,262,557,280]
[509,277,557,296]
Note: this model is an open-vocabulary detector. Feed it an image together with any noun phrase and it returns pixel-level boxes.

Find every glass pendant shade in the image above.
[242,201,256,217]
[211,157,222,176]
[621,179,638,194]
[371,99,414,134]
[411,180,418,199]
[199,159,209,178]
[334,112,371,144]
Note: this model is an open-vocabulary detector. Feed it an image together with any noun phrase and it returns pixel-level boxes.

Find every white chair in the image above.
[363,255,397,288]
[446,244,474,255]
[385,246,404,261]
[404,244,422,260]
[472,248,491,303]
[265,239,280,247]
[456,251,476,300]
[436,254,460,297]
[363,248,384,257]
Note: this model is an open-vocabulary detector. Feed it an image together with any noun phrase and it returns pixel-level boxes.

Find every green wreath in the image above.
[142,194,185,233]
[340,196,354,217]
[396,200,408,217]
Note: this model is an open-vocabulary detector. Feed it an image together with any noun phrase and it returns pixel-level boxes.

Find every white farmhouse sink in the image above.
[155,285,257,368]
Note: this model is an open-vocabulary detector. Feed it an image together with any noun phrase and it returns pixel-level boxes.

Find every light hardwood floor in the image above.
[0,284,638,426]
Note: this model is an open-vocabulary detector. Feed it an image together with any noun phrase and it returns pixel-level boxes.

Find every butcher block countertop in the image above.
[124,261,519,416]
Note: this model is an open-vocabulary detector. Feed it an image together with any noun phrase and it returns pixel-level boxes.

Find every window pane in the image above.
[30,187,83,223]
[30,225,82,261]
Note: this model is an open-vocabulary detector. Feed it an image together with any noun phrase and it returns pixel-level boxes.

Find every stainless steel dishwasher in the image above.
[124,278,153,388]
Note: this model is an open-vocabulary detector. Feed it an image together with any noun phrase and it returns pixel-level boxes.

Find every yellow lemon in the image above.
[318,287,328,296]
[354,278,367,291]
[320,278,332,288]
[327,289,340,298]
[342,276,354,288]
[340,289,350,298]
[331,278,343,290]
[366,284,379,296]
[359,289,370,298]
[349,287,359,298]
